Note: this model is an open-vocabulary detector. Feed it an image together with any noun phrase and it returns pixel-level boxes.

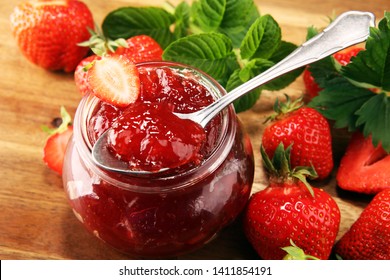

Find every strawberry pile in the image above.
[10,0,390,260]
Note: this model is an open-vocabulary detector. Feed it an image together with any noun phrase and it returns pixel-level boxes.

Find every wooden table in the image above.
[0,0,387,260]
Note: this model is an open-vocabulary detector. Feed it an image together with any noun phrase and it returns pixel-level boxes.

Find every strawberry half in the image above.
[87,55,140,107]
[334,188,390,259]
[43,107,73,175]
[336,132,390,195]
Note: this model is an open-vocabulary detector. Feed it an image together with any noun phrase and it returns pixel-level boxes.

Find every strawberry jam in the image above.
[63,62,254,257]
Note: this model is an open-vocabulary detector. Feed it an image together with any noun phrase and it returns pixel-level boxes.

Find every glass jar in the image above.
[62,62,254,258]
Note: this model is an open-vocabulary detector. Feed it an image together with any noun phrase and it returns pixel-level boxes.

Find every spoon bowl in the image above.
[92,11,375,175]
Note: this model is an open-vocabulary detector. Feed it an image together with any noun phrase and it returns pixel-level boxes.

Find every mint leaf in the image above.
[226,69,261,113]
[264,41,304,90]
[356,93,390,151]
[240,14,281,60]
[173,2,191,39]
[341,13,390,91]
[102,7,175,48]
[218,0,260,48]
[162,33,239,86]
[191,0,226,32]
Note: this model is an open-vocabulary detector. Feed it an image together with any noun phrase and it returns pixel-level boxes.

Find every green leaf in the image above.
[218,0,260,48]
[162,33,239,85]
[102,7,175,48]
[191,0,226,32]
[239,58,274,82]
[226,69,261,113]
[173,2,191,39]
[264,41,304,90]
[341,13,390,91]
[356,93,390,152]
[240,14,281,60]
[309,78,375,131]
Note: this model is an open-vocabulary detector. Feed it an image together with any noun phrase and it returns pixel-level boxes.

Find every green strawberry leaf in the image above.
[356,93,390,151]
[102,7,176,48]
[191,0,226,32]
[308,12,390,152]
[173,2,191,39]
[240,14,281,60]
[162,33,239,86]
[218,0,260,48]
[264,41,304,90]
[341,12,390,91]
[309,77,375,131]
[226,69,261,113]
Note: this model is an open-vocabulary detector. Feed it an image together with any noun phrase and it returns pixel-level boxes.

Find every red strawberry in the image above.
[87,55,140,107]
[333,47,364,66]
[115,35,164,64]
[336,132,390,195]
[10,0,94,72]
[243,144,340,260]
[43,107,73,175]
[262,95,333,180]
[302,68,322,100]
[303,46,364,99]
[74,54,96,96]
[334,188,390,259]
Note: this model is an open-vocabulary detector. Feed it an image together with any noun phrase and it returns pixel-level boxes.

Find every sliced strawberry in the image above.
[115,35,163,64]
[74,54,97,96]
[87,55,140,107]
[336,132,390,194]
[43,127,73,175]
[42,107,73,175]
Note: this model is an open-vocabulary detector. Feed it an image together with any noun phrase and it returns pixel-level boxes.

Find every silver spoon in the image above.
[92,11,375,175]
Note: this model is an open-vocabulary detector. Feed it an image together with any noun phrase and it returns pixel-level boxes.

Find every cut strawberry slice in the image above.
[87,55,140,107]
[42,107,73,175]
[43,127,73,175]
[336,132,390,195]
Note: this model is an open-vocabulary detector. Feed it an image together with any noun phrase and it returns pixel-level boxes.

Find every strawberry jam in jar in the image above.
[62,61,254,257]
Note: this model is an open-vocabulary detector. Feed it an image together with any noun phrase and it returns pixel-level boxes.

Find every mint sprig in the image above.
[101,0,303,113]
[309,12,390,152]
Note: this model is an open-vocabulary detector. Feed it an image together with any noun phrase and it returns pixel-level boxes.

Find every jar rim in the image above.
[72,61,237,193]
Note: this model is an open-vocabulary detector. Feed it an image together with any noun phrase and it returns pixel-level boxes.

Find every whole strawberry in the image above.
[262,95,333,180]
[336,132,390,195]
[10,0,94,72]
[334,188,390,260]
[244,144,340,259]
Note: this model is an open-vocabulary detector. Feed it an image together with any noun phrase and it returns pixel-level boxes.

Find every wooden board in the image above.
[0,0,388,260]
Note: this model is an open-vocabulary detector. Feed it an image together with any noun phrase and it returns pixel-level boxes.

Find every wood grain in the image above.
[0,0,388,260]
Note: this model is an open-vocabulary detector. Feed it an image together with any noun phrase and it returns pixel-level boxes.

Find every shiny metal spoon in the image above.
[92,11,375,175]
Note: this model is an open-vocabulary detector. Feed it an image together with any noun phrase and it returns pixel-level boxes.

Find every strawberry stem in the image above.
[41,106,72,135]
[261,143,318,197]
[282,239,320,260]
[264,94,304,123]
